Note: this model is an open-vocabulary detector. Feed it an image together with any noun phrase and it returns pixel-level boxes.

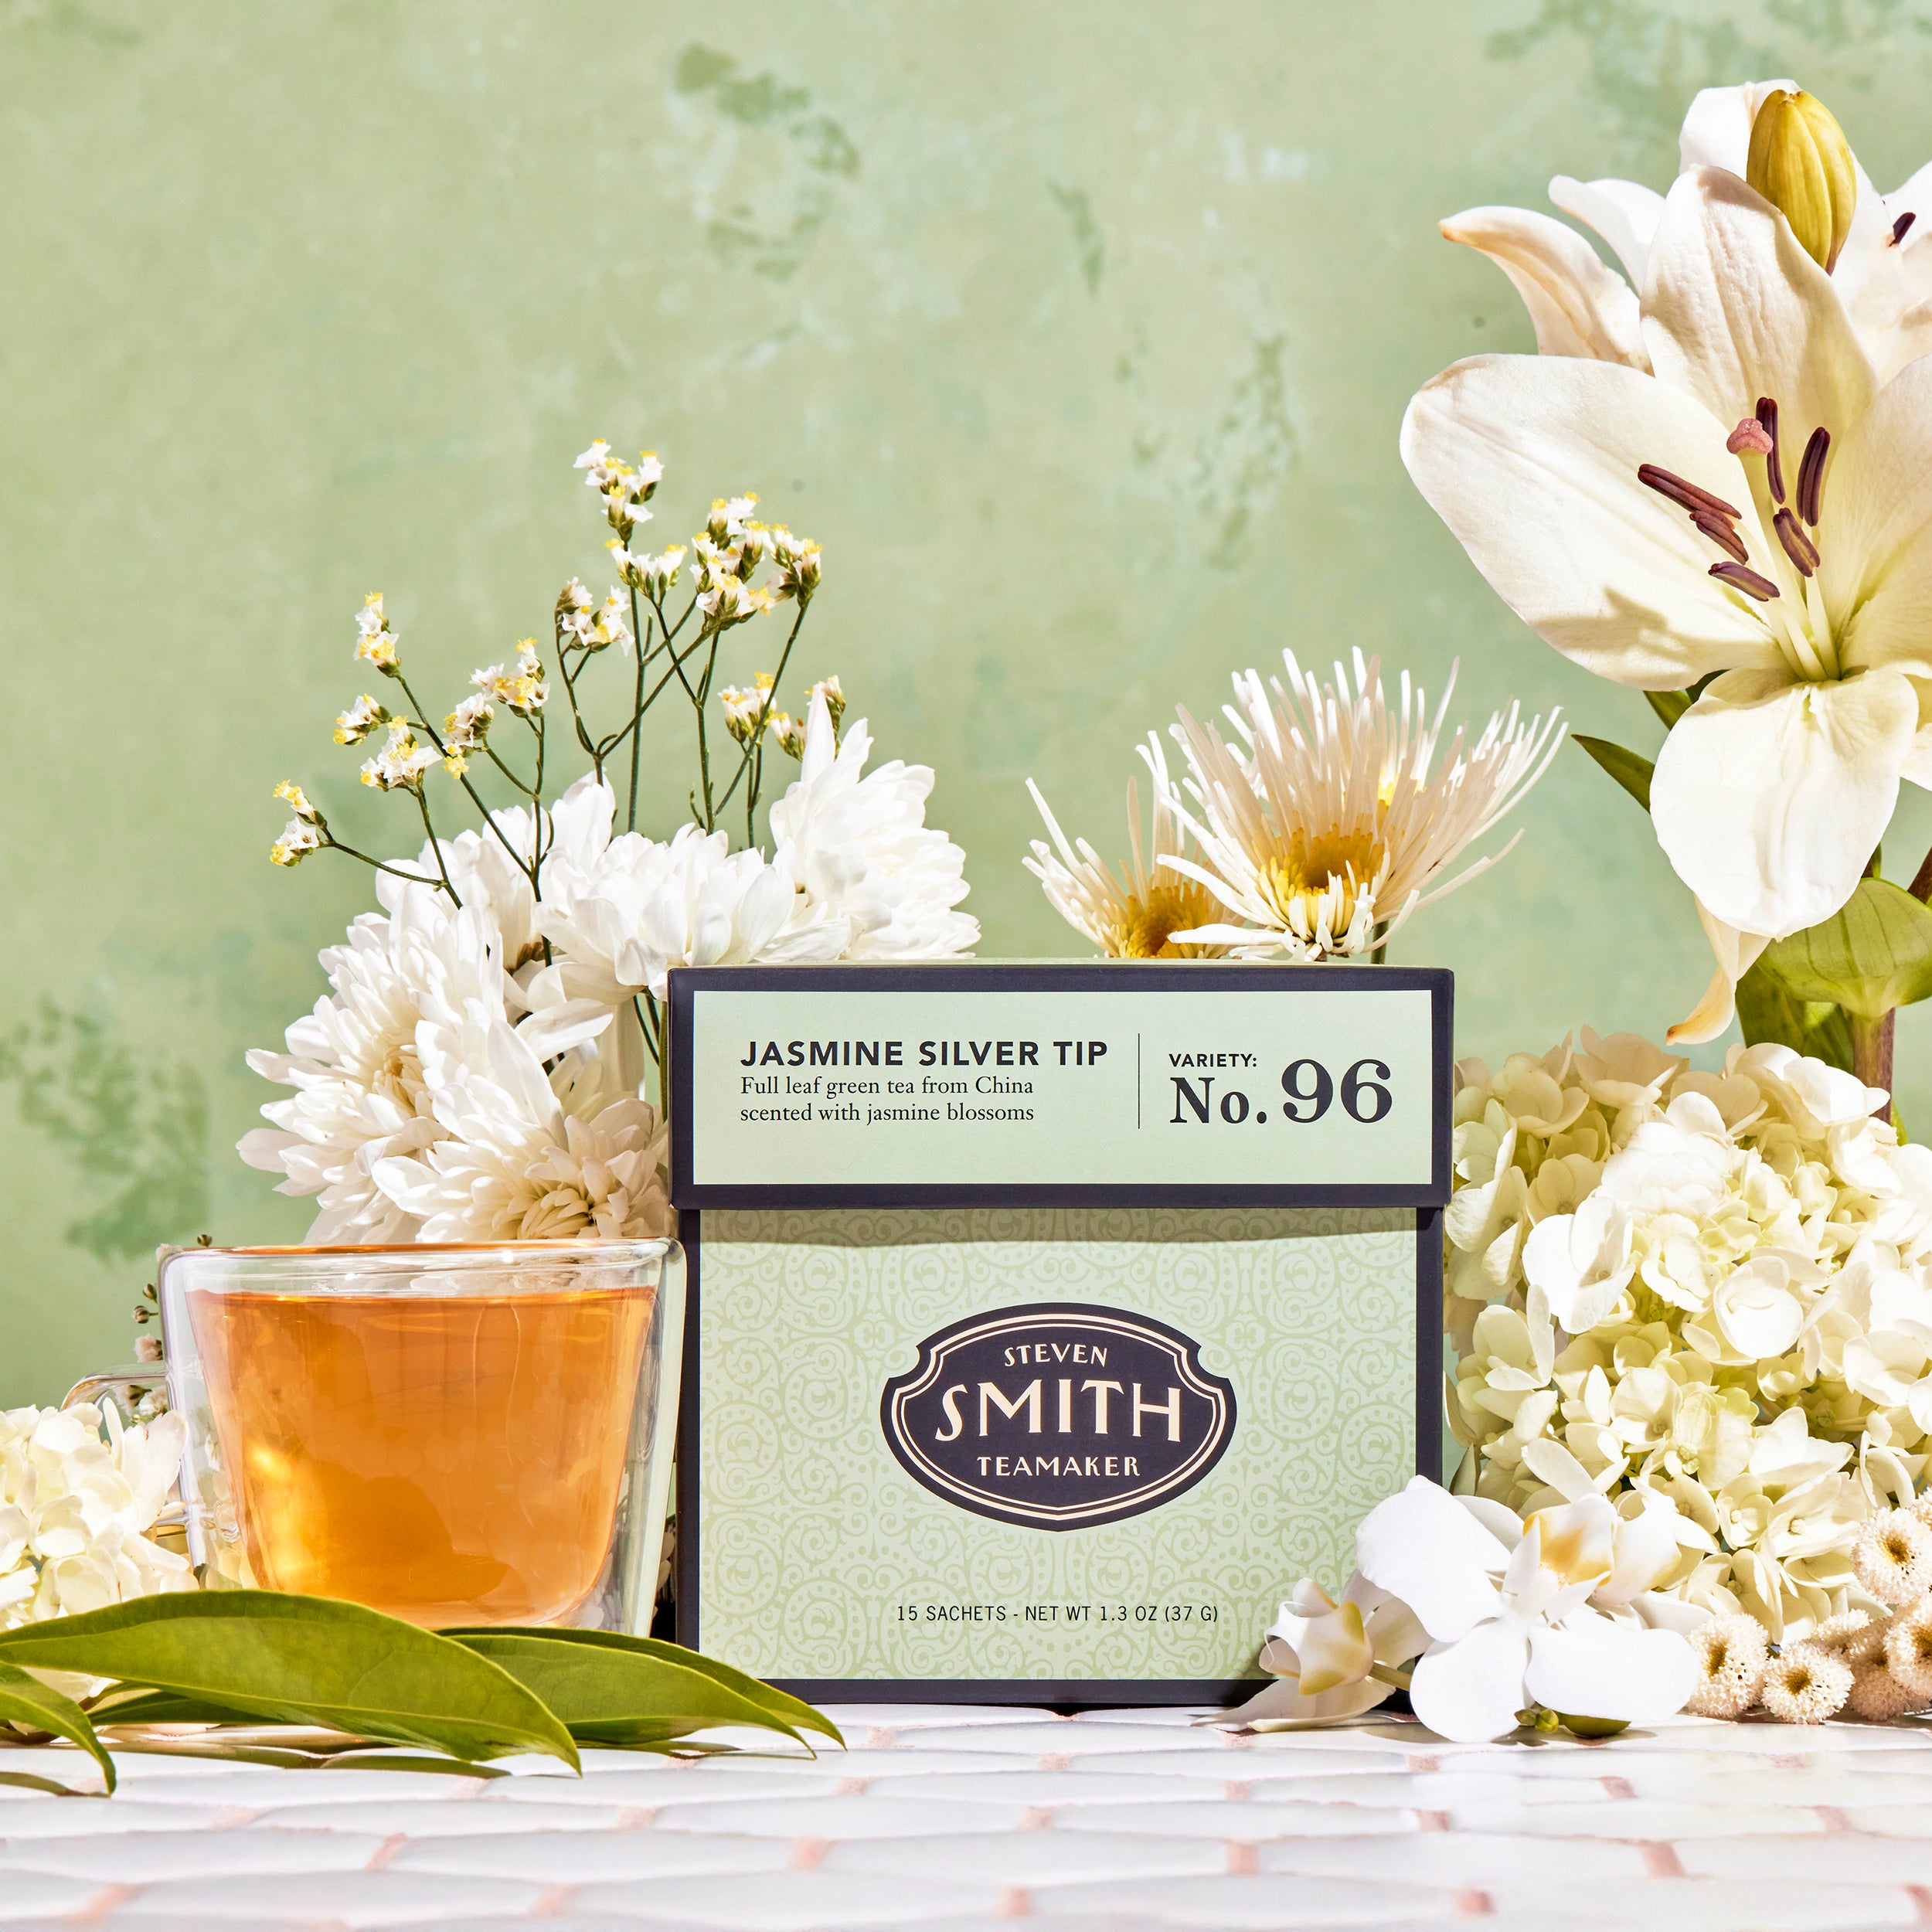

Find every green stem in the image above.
[713,600,809,832]
[1852,1009,1896,1121]
[628,585,649,834]
[412,790,461,908]
[1366,1662,1412,1690]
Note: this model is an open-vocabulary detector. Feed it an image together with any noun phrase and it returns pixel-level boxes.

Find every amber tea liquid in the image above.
[189,1282,652,1626]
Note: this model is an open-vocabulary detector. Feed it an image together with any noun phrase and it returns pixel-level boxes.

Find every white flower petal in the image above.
[1355,1476,1504,1642]
[1549,174,1665,288]
[1400,353,1783,689]
[1440,205,1647,365]
[1667,901,1771,1047]
[1651,666,1918,937]
[1524,1619,1699,1723]
[1823,355,1932,679]
[1409,1620,1530,1743]
[1641,168,1877,472]
[1676,79,1798,175]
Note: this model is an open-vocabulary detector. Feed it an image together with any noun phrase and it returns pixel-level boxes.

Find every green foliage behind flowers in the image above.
[0,1590,838,1794]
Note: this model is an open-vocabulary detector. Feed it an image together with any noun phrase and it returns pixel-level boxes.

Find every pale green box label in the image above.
[694,1206,1420,1685]
[686,985,1434,1191]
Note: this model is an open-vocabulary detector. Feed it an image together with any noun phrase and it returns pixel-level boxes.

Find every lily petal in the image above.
[1549,174,1665,288]
[1400,353,1783,689]
[1525,1619,1699,1723]
[1668,899,1771,1046]
[1355,1475,1504,1642]
[1642,168,1877,471]
[1440,206,1647,365]
[1823,355,1932,678]
[1651,665,1918,935]
[1676,80,1798,176]
[1409,1619,1530,1743]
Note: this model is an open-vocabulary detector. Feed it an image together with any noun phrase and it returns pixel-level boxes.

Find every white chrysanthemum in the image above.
[1154,650,1562,960]
[240,892,609,1243]
[379,772,618,975]
[1026,736,1231,960]
[371,1030,670,1243]
[539,821,821,1008]
[0,1403,192,1628]
[767,692,978,961]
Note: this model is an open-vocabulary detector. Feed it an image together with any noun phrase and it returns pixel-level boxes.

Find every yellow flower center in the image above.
[1264,828,1383,934]
[1107,885,1211,959]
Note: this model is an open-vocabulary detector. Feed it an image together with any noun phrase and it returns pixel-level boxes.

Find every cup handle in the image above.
[63,1366,187,1531]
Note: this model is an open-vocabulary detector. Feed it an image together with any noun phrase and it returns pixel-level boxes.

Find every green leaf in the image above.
[445,1628,843,1753]
[1645,690,1692,729]
[0,1593,578,1772]
[1735,961,1856,1072]
[1757,878,1932,1022]
[1572,736,1653,812]
[0,1661,114,1793]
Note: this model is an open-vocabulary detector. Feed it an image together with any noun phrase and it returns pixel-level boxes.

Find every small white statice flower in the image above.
[1155,649,1563,960]
[767,693,979,961]
[0,1403,192,1627]
[334,693,390,745]
[574,441,660,535]
[473,643,547,716]
[706,494,758,542]
[270,818,322,867]
[696,570,777,628]
[770,711,806,759]
[770,528,822,604]
[354,593,400,674]
[719,675,777,747]
[274,781,321,824]
[359,722,439,793]
[1027,735,1232,960]
[803,675,843,724]
[440,693,494,777]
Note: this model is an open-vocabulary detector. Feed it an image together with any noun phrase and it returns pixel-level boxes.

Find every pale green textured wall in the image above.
[7,1,1932,1405]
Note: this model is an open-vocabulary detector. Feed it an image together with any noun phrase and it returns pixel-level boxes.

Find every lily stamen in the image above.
[1757,396,1785,503]
[1796,427,1831,525]
[1638,463,1742,520]
[1709,560,1781,601]
[1774,508,1820,577]
[1695,509,1750,563]
[1891,210,1916,245]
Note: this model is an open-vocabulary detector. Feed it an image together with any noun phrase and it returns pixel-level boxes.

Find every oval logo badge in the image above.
[879,1302,1236,1531]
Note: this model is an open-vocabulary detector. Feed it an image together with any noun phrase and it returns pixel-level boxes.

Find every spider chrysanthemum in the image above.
[1026,737,1231,961]
[1683,1612,1769,1719]
[1155,650,1563,960]
[1760,1643,1853,1724]
[1855,1509,1932,1606]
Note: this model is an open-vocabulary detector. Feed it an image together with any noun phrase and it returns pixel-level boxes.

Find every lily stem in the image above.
[1366,1662,1413,1690]
[1852,1010,1896,1119]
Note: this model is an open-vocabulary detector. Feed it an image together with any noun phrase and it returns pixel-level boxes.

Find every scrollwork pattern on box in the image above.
[699,1208,1414,1681]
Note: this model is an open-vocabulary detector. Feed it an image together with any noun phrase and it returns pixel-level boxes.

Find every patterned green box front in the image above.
[695,1206,1419,1685]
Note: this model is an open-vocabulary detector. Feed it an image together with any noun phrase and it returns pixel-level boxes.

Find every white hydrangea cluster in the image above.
[0,1403,192,1628]
[1447,1030,1932,1639]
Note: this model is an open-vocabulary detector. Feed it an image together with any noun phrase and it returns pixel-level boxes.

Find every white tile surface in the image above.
[0,1709,1929,1927]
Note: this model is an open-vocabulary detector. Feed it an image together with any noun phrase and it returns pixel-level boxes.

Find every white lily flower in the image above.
[1355,1477,1697,1741]
[1410,106,1932,1041]
[1446,81,1932,388]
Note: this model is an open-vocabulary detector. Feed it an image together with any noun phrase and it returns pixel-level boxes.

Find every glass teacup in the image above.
[153,1240,682,1633]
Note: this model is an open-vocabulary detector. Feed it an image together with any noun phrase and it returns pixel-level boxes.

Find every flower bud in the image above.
[1747,88,1856,273]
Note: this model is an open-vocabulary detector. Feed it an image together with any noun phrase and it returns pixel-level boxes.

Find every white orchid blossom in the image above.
[1406,87,1932,1041]
[1223,1573,1428,1728]
[1354,1478,1697,1742]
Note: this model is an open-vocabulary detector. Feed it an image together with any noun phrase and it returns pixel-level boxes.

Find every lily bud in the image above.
[1746,88,1856,273]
